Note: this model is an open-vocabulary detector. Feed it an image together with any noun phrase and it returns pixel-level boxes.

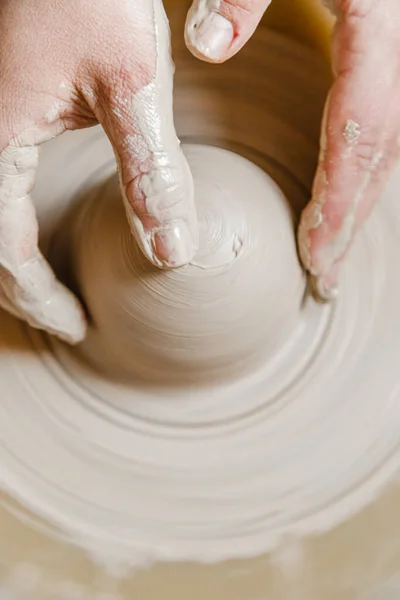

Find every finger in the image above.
[298,11,399,299]
[0,141,86,343]
[185,0,271,63]
[91,0,197,269]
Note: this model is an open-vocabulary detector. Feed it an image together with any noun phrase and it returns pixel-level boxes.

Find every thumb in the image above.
[92,2,197,269]
[185,0,271,63]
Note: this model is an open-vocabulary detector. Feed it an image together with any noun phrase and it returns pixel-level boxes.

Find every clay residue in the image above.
[343,119,360,146]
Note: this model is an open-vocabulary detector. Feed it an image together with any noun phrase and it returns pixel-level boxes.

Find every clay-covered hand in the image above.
[185,0,400,298]
[0,0,196,343]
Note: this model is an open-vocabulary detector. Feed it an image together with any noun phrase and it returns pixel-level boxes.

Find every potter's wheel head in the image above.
[70,144,305,385]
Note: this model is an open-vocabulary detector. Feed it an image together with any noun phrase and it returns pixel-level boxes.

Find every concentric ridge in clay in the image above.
[2,23,400,570]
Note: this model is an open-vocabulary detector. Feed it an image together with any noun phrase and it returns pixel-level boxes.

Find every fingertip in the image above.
[151,219,198,268]
[53,304,87,345]
[185,8,234,62]
[298,203,323,276]
[48,283,88,343]
[2,284,86,345]
[298,202,340,303]
[56,326,86,345]
[126,213,198,270]
[123,155,198,270]
[185,0,269,62]
[20,280,87,344]
[310,272,339,303]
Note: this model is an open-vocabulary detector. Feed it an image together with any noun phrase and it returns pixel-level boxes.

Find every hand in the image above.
[0,0,197,343]
[185,0,400,299]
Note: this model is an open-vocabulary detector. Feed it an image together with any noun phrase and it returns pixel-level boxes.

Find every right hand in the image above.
[185,0,400,299]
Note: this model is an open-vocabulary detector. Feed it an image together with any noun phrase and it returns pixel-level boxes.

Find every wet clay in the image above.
[2,1,400,585]
[65,144,305,384]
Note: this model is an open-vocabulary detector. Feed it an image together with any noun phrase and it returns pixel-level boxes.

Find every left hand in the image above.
[185,0,400,298]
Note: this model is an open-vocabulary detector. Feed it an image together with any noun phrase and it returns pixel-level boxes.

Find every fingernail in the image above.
[190,12,234,60]
[152,221,197,268]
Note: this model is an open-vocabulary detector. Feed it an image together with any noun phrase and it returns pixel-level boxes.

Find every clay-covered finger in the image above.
[298,9,400,299]
[0,143,86,343]
[185,0,271,63]
[0,252,86,344]
[92,0,197,269]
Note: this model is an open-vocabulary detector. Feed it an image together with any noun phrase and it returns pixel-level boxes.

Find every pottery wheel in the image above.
[2,17,400,570]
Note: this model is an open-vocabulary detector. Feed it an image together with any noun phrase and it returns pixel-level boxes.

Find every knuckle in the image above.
[337,0,375,19]
[142,168,187,210]
[352,139,384,174]
[219,0,267,23]
[85,42,157,113]
[223,0,252,16]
